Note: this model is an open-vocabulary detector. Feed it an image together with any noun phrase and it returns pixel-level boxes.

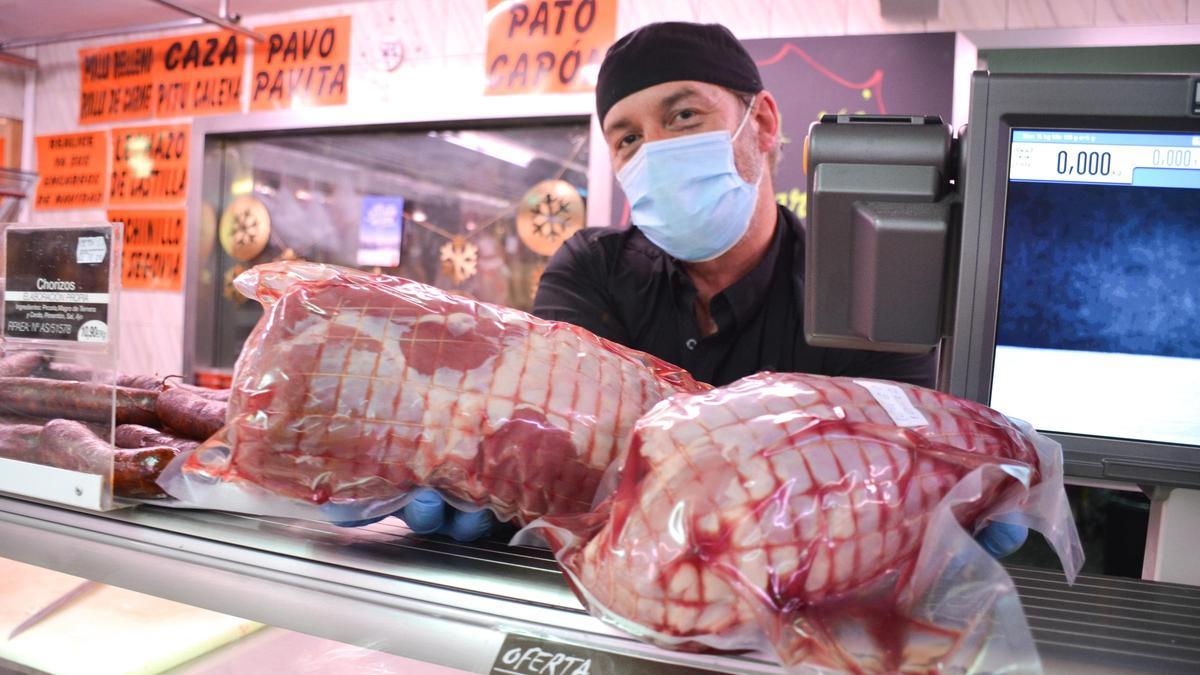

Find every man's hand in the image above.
[976,520,1029,558]
[401,488,496,542]
[332,488,496,542]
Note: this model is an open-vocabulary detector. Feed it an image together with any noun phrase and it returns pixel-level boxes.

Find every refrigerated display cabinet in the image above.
[3,106,1198,675]
[1,495,1198,674]
[187,110,590,378]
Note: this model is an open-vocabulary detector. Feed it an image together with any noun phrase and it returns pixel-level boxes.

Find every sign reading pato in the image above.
[486,0,616,95]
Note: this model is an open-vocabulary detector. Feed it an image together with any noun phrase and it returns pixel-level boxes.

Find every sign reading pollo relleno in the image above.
[250,16,350,111]
[78,30,242,123]
[79,40,156,123]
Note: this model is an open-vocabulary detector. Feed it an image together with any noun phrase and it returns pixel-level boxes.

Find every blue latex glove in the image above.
[976,520,1028,558]
[333,515,390,528]
[332,488,495,542]
[401,488,496,541]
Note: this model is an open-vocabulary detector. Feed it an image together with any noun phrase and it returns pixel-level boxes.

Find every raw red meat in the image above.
[536,372,1078,673]
[168,262,706,524]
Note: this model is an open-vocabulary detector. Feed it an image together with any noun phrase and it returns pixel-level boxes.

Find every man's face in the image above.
[602,80,764,182]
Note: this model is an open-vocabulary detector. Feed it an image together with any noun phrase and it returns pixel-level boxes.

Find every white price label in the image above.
[76,236,107,264]
[854,380,929,428]
[77,320,109,343]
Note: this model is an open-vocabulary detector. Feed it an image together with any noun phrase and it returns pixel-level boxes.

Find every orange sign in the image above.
[485,0,616,95]
[109,208,185,291]
[250,16,351,111]
[152,31,244,118]
[34,132,107,210]
[79,39,156,124]
[109,124,189,205]
[78,31,244,123]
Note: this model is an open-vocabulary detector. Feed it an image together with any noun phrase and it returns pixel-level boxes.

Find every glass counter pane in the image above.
[194,120,590,373]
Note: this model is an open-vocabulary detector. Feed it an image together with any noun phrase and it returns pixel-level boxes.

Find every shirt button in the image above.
[685,338,697,351]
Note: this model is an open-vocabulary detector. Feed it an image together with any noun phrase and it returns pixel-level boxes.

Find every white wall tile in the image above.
[350,1,452,112]
[115,292,183,375]
[616,0,699,37]
[30,209,107,225]
[770,0,849,36]
[694,0,773,38]
[373,0,448,63]
[1007,0,1096,28]
[927,0,1008,30]
[846,0,928,33]
[446,0,487,56]
[33,43,81,135]
[353,52,477,110]
[1096,0,1188,24]
[119,322,184,376]
[246,0,363,27]
[1190,0,1200,20]
[0,65,25,120]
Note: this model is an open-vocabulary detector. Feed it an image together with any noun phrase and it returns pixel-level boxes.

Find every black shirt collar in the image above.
[640,207,786,331]
[719,209,785,329]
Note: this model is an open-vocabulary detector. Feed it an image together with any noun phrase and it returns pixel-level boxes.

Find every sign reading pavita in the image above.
[250,16,351,111]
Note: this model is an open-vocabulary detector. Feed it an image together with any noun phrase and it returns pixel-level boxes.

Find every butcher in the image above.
[533,21,935,389]
[531,21,1025,557]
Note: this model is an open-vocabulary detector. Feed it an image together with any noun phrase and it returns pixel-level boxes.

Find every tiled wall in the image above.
[0,65,24,120]
[11,0,1200,377]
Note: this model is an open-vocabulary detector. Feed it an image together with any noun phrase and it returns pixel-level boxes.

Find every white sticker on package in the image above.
[76,236,107,264]
[853,379,929,427]
[77,320,109,343]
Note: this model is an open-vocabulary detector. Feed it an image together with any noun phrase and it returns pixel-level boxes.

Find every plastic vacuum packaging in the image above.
[0,349,228,500]
[159,261,707,524]
[525,372,1084,674]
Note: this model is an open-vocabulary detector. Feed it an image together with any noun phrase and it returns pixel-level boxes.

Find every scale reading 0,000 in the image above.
[1055,149,1113,177]
[1151,148,1194,168]
[1051,148,1200,176]
[1010,130,1200,187]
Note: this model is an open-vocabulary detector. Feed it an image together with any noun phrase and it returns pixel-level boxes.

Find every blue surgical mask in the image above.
[617,105,760,262]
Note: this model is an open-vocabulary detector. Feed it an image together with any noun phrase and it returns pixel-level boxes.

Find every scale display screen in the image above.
[992,129,1200,448]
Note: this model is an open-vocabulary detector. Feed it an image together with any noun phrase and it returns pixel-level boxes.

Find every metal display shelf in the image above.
[0,495,1197,674]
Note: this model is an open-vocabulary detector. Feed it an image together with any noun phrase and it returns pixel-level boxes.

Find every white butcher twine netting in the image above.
[522,372,1084,674]
[156,261,1084,673]
[157,261,707,525]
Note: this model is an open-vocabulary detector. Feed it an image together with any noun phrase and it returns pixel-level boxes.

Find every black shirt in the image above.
[532,204,937,388]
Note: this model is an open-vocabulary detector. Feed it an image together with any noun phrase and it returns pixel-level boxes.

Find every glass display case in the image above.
[192,120,590,375]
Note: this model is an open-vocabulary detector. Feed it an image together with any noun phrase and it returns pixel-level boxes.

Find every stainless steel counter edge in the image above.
[0,496,780,675]
[2,496,1198,674]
